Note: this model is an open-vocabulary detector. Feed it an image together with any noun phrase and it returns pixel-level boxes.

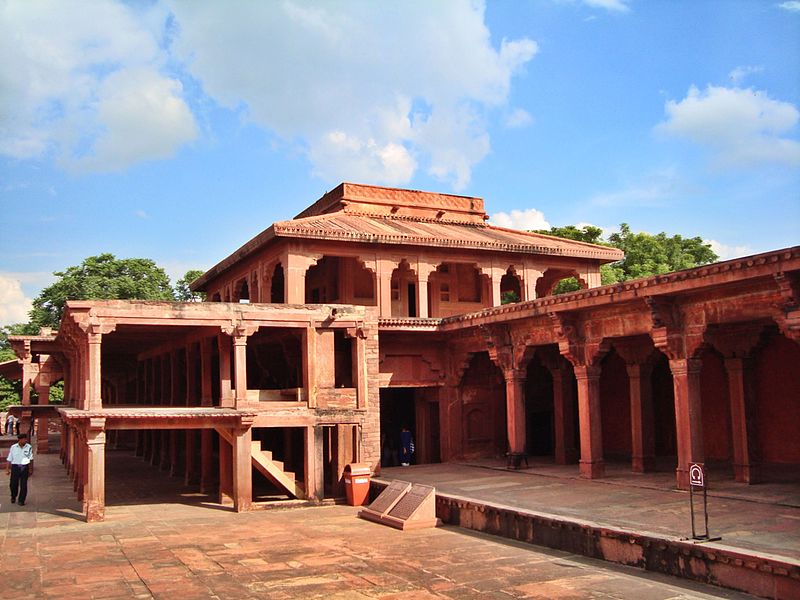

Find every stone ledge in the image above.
[370,479,800,600]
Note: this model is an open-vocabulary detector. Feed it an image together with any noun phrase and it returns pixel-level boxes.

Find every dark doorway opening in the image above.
[380,388,416,467]
[407,284,417,317]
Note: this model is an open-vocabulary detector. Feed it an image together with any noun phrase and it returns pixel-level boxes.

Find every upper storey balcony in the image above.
[192,183,622,319]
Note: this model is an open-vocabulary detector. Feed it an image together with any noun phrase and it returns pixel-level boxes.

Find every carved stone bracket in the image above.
[773,272,800,342]
[548,312,608,367]
[704,322,768,358]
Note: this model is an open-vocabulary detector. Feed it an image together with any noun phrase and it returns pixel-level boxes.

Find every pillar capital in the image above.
[572,364,601,381]
[667,357,702,377]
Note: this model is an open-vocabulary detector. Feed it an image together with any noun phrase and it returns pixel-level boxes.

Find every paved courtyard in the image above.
[0,451,758,599]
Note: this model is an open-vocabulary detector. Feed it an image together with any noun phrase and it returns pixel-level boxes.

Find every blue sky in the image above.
[1,0,799,325]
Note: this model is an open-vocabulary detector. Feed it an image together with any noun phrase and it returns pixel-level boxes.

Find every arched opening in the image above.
[459,352,505,458]
[270,263,285,303]
[755,331,800,474]
[305,256,376,305]
[233,278,249,303]
[429,262,490,318]
[525,353,554,456]
[535,268,587,298]
[651,351,677,470]
[246,329,302,392]
[699,346,732,470]
[210,292,221,302]
[599,349,631,462]
[390,260,417,317]
[500,266,522,304]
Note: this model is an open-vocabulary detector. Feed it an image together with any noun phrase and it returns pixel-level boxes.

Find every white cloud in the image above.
[657,85,800,168]
[0,0,197,172]
[134,209,150,219]
[0,274,33,326]
[490,208,551,231]
[728,65,763,85]
[778,1,800,12]
[505,108,534,129]
[707,240,755,261]
[583,0,630,12]
[168,1,537,190]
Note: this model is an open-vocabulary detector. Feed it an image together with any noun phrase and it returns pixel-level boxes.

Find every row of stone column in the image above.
[60,419,105,522]
[500,343,761,489]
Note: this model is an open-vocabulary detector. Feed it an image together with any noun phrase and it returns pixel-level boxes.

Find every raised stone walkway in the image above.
[379,460,800,559]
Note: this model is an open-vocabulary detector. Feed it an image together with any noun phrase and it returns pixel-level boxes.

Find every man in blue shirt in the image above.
[6,433,34,506]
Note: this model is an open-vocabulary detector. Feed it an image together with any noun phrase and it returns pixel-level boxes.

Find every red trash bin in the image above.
[344,463,372,506]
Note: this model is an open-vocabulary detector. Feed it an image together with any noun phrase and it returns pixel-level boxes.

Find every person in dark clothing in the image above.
[400,426,414,466]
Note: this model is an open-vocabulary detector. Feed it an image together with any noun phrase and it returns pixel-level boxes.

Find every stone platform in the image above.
[0,451,757,599]
[376,461,800,599]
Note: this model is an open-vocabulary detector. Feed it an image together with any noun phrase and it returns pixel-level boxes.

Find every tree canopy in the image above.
[174,269,207,302]
[30,253,175,328]
[535,223,718,294]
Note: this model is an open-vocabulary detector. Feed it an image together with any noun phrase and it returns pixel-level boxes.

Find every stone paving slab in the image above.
[379,463,800,561]
[0,452,758,599]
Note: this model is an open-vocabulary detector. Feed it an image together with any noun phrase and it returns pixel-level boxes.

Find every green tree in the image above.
[174,269,207,302]
[30,254,175,328]
[0,323,38,409]
[608,223,718,280]
[535,225,621,294]
[535,223,718,295]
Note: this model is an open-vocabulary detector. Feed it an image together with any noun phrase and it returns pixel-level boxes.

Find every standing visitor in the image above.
[400,426,414,467]
[5,413,16,436]
[6,433,34,506]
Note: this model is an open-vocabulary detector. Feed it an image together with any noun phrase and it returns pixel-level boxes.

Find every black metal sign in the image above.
[687,462,719,542]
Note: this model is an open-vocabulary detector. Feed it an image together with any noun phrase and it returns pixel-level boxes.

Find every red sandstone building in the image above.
[3,183,799,522]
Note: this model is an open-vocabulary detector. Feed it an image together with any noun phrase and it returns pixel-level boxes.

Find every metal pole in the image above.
[689,484,696,539]
[703,485,709,539]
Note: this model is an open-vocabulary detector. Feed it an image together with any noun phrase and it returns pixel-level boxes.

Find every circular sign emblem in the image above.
[689,463,705,487]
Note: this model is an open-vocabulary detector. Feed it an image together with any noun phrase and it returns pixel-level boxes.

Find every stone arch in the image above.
[390,259,418,317]
[270,263,285,303]
[233,278,249,303]
[305,255,376,305]
[459,351,506,458]
[500,266,522,304]
[429,261,490,317]
[535,268,588,298]
[754,328,800,467]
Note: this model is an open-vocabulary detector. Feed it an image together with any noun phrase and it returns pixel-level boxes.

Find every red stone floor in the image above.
[380,459,800,560]
[0,449,760,599]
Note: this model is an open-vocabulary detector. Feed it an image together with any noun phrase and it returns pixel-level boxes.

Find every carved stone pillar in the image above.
[376,259,394,317]
[218,333,233,408]
[669,358,704,489]
[573,365,604,478]
[20,341,32,405]
[84,418,106,523]
[231,426,252,512]
[36,376,51,454]
[626,362,655,472]
[417,262,435,318]
[232,331,249,407]
[503,368,527,454]
[86,332,103,411]
[725,357,760,483]
[200,337,213,406]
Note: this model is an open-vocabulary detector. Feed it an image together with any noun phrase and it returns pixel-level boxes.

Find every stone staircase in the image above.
[250,441,305,500]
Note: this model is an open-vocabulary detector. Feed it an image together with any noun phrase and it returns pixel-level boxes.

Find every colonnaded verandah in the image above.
[1,182,798,524]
